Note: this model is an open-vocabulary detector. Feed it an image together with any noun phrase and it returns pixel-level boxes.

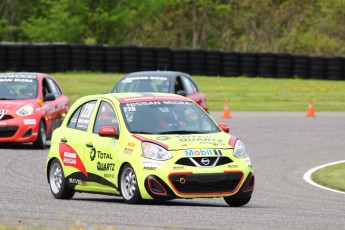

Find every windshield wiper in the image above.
[158,130,206,134]
[133,131,153,134]
[0,98,15,100]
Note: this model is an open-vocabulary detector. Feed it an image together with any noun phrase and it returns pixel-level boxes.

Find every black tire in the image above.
[48,159,75,199]
[33,121,46,149]
[224,196,251,207]
[120,164,142,204]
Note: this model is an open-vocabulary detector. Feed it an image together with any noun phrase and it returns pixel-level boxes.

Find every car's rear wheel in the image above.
[33,121,46,149]
[224,196,251,207]
[120,164,142,204]
[49,159,75,199]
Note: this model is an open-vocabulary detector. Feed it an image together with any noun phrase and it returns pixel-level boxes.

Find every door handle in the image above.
[61,137,67,143]
[86,143,93,148]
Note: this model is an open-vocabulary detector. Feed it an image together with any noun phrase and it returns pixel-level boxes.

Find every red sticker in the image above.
[59,143,88,177]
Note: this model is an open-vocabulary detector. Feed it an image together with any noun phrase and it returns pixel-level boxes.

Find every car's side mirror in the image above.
[219,123,230,133]
[177,90,187,97]
[44,93,56,101]
[99,126,118,138]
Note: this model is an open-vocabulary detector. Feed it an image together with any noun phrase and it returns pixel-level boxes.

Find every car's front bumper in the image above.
[0,116,39,143]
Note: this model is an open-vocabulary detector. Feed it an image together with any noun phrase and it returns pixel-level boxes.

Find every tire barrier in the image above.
[240,53,258,77]
[0,43,344,80]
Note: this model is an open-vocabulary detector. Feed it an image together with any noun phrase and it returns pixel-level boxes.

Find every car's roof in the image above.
[123,71,190,78]
[81,92,192,103]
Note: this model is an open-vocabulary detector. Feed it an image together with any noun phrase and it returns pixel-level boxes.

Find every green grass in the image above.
[311,163,345,192]
[53,72,345,111]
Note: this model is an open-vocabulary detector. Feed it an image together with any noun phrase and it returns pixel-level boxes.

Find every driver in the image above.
[158,110,186,128]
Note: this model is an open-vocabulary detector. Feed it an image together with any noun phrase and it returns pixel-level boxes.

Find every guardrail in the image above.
[0,43,344,80]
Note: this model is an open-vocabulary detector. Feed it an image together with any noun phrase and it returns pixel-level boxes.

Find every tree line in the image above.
[1,0,345,56]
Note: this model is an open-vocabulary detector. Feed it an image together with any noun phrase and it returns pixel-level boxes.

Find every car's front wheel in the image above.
[48,159,75,199]
[33,121,46,149]
[224,196,251,207]
[120,164,142,204]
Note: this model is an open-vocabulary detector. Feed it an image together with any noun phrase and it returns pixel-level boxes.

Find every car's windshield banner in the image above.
[122,76,169,83]
[0,73,36,83]
[119,96,189,103]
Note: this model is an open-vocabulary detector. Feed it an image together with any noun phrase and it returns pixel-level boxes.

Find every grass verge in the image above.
[311,163,345,192]
[52,71,345,111]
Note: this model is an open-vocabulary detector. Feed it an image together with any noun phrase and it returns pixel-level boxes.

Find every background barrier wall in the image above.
[0,43,344,80]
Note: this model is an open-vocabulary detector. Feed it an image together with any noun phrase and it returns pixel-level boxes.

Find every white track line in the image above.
[303,160,345,195]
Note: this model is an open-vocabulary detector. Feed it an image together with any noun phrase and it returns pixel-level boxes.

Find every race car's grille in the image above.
[0,115,13,120]
[0,126,18,137]
[175,157,232,167]
[169,172,243,194]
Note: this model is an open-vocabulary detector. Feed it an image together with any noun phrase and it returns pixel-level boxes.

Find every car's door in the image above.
[82,100,121,194]
[60,100,98,179]
[42,76,69,136]
[180,74,208,111]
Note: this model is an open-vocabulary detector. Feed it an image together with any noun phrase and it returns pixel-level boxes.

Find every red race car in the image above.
[111,71,209,112]
[0,72,69,148]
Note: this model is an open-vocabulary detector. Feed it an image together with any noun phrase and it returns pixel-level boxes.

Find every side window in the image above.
[174,77,184,93]
[93,101,118,134]
[67,107,81,129]
[42,78,62,98]
[67,101,96,131]
[181,76,198,94]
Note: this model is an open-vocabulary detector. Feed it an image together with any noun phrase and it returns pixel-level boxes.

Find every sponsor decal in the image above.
[123,147,134,154]
[90,147,96,161]
[176,135,226,146]
[90,147,115,171]
[213,149,223,155]
[245,158,252,168]
[89,147,113,161]
[184,149,223,157]
[122,76,169,83]
[23,119,36,125]
[127,142,135,147]
[0,122,6,126]
[156,136,170,141]
[228,165,238,168]
[142,160,162,168]
[59,143,88,177]
[143,166,157,171]
[47,103,66,114]
[97,162,115,171]
[120,95,189,103]
[104,173,115,179]
[173,166,185,170]
[68,178,86,186]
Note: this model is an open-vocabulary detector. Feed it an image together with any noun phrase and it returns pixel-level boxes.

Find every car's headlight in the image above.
[141,142,172,161]
[233,140,248,158]
[16,104,35,116]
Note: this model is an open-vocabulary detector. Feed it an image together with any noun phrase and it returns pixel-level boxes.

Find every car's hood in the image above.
[133,132,233,151]
[0,99,36,110]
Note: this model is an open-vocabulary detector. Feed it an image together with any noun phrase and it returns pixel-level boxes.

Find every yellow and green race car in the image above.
[46,93,254,206]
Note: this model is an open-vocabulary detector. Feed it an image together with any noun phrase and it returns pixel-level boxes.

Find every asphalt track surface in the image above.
[1,112,345,230]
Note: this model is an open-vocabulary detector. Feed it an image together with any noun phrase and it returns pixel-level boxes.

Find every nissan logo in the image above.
[0,110,8,120]
[201,158,210,166]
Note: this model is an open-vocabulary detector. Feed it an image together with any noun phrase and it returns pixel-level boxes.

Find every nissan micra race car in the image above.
[0,72,69,148]
[46,93,254,206]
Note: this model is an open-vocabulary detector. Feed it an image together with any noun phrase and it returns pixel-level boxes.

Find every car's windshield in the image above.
[116,76,171,93]
[0,78,38,100]
[121,99,220,134]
